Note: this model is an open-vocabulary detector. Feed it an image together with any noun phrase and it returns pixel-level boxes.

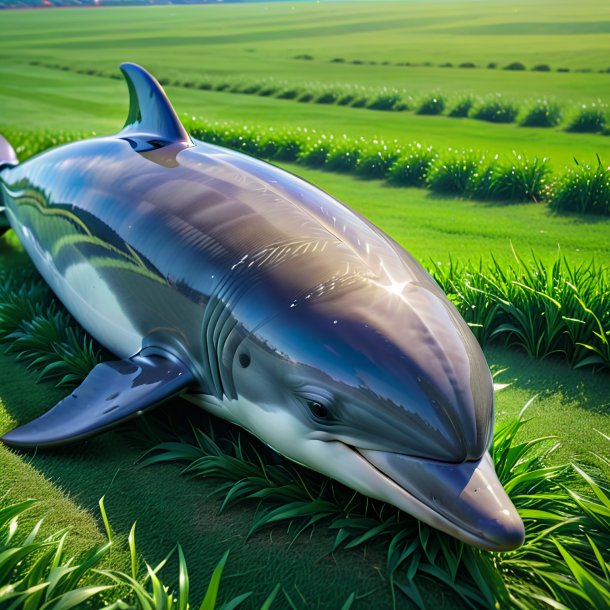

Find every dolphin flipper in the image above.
[1,353,194,449]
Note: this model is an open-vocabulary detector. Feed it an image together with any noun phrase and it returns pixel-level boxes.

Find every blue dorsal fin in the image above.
[119,62,192,151]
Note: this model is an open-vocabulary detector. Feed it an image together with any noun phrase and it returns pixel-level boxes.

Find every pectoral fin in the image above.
[1,353,194,449]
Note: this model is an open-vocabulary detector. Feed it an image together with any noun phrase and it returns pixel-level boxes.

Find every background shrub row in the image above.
[295,54,610,74]
[3,123,609,215]
[31,61,610,133]
[187,120,610,214]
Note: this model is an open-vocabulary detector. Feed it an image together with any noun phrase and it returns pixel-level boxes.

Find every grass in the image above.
[137,403,610,610]
[2,188,607,604]
[1,1,610,83]
[0,3,608,607]
[0,497,283,609]
[566,101,608,133]
[0,272,104,386]
[5,392,608,610]
[0,253,608,608]
[550,158,610,215]
[470,95,520,123]
[433,251,610,370]
[520,99,563,128]
[2,248,607,390]
[415,94,446,116]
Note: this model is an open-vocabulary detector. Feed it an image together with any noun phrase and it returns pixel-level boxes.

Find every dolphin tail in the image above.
[0,133,18,235]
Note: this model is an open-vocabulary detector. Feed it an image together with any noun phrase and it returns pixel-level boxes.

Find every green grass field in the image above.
[0,2,609,608]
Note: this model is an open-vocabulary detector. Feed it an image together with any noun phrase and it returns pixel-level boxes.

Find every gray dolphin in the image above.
[0,63,524,551]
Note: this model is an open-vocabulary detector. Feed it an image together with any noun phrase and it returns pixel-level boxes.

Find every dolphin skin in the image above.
[0,63,524,551]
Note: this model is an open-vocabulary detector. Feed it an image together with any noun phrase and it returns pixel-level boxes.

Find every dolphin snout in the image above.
[358,448,525,551]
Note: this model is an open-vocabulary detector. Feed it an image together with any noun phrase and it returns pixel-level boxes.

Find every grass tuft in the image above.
[366,91,405,111]
[140,404,610,610]
[447,96,475,118]
[520,99,563,128]
[426,148,483,194]
[324,137,361,172]
[387,143,437,186]
[355,140,402,179]
[475,153,551,202]
[550,158,610,216]
[470,95,519,123]
[0,496,277,609]
[0,272,105,386]
[415,94,446,116]
[503,62,527,71]
[566,102,608,133]
[432,250,610,369]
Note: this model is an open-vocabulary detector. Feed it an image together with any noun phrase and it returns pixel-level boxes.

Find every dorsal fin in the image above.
[119,62,192,152]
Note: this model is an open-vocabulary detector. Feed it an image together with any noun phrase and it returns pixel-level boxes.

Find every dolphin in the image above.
[0,63,525,551]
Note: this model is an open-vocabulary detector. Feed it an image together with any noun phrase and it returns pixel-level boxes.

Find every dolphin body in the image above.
[0,64,524,551]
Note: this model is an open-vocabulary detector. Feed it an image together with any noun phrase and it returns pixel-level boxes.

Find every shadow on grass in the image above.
[486,345,610,416]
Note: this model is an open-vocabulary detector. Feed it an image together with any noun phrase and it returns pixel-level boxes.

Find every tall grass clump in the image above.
[314,89,339,105]
[470,95,519,123]
[257,83,280,97]
[324,137,361,172]
[297,133,335,166]
[0,272,104,386]
[0,496,279,609]
[472,153,551,202]
[261,127,305,162]
[386,143,437,186]
[432,250,610,369]
[520,99,563,128]
[550,158,610,216]
[415,94,446,115]
[366,91,404,111]
[355,139,402,179]
[426,148,484,194]
[275,86,301,100]
[503,61,526,71]
[447,96,475,118]
[141,403,610,610]
[566,101,608,133]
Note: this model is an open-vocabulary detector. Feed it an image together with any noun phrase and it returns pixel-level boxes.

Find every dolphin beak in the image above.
[357,449,525,552]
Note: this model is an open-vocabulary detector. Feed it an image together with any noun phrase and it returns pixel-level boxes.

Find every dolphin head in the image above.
[226,278,525,551]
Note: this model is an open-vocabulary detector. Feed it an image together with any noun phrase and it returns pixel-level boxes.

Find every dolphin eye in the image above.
[238,353,251,368]
[307,400,330,419]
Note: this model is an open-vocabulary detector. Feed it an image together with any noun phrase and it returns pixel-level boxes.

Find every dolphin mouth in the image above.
[352,447,525,552]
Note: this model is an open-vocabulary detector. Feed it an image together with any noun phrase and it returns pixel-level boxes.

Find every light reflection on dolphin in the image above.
[0,63,524,551]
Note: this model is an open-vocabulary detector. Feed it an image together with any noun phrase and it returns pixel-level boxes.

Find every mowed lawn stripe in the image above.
[1,0,609,71]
